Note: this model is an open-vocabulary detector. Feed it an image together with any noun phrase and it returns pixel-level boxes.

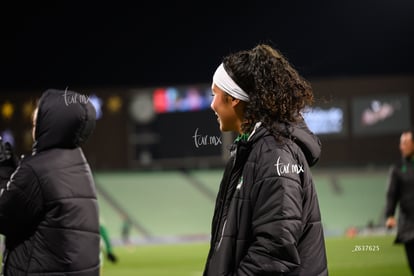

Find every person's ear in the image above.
[231,98,241,107]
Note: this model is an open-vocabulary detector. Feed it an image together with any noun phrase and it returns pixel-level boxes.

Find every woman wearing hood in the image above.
[0,89,100,275]
[204,44,328,276]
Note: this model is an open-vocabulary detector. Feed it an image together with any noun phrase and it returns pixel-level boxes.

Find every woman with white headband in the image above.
[204,44,328,276]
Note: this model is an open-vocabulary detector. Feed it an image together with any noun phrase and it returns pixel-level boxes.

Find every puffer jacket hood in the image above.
[248,119,322,167]
[33,89,96,153]
[289,119,322,166]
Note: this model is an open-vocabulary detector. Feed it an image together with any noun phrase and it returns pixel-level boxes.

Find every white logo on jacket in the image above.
[274,156,304,176]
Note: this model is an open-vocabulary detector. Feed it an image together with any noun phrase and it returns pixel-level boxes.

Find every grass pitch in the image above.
[102,235,411,276]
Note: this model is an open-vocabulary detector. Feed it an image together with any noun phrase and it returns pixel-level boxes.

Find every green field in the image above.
[96,169,409,275]
[102,235,411,276]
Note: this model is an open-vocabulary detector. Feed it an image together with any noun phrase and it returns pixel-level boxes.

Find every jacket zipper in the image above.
[216,220,227,250]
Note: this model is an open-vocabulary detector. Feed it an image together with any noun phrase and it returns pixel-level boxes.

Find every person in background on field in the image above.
[99,218,118,275]
[121,215,132,245]
[100,220,118,264]
[203,44,328,275]
[385,130,414,275]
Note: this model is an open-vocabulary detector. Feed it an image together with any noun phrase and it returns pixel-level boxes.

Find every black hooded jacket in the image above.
[0,89,100,275]
[203,121,328,276]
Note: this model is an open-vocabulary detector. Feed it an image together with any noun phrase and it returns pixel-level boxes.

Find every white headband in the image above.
[212,63,250,102]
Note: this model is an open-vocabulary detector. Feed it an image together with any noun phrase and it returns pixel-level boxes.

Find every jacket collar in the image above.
[234,120,321,167]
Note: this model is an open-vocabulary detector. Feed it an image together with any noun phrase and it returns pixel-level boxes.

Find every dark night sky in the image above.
[1,1,414,91]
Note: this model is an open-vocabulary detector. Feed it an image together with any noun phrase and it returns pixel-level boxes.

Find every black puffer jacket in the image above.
[0,89,100,275]
[204,122,328,276]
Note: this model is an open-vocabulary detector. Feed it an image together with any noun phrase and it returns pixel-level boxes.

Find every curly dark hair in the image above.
[223,44,313,136]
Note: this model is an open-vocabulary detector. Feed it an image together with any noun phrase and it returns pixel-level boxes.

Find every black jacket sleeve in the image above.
[385,166,400,218]
[0,163,42,236]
